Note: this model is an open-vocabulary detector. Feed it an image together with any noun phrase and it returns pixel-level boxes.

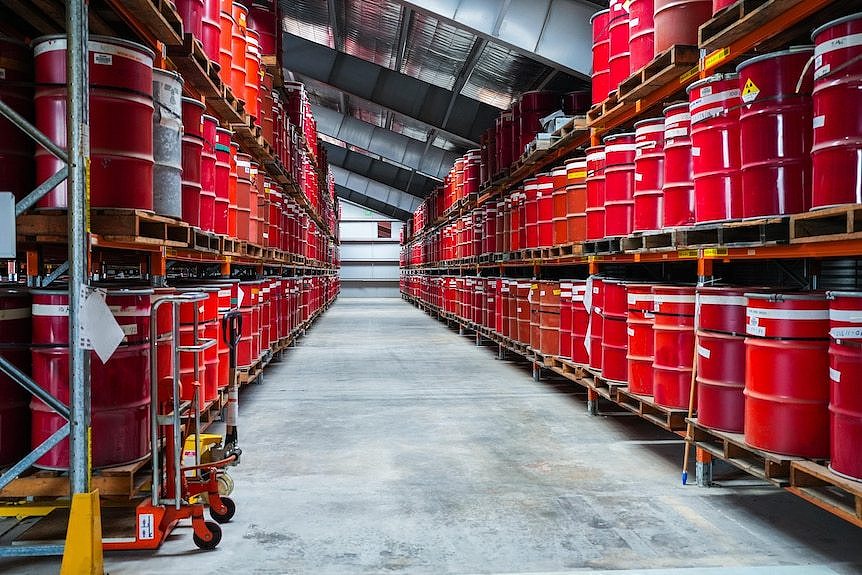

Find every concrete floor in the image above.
[6,298,862,574]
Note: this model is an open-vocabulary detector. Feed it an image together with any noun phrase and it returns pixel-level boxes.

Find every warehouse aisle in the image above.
[12,298,862,574]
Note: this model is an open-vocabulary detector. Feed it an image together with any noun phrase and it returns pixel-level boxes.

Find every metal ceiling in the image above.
[279,0,600,219]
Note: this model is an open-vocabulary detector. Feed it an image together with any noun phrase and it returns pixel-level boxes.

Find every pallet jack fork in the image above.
[104,292,239,551]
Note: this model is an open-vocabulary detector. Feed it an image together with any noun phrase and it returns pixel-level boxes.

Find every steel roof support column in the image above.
[67,0,91,496]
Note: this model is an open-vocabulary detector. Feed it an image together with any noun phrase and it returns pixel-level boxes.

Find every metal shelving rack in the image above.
[399,0,862,530]
[0,0,341,560]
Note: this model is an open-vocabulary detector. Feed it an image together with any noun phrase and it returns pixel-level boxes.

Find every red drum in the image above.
[247,1,277,55]
[652,286,695,409]
[737,47,814,217]
[552,166,568,246]
[201,0,221,61]
[628,0,655,73]
[518,91,558,154]
[536,174,555,248]
[695,286,749,432]
[565,159,588,243]
[516,281,532,346]
[0,289,31,465]
[689,74,743,223]
[219,10,235,87]
[585,147,606,240]
[559,281,574,360]
[608,0,630,94]
[811,14,862,208]
[572,282,590,365]
[744,293,829,457]
[588,278,605,372]
[199,114,218,232]
[826,291,862,480]
[633,118,665,232]
[181,98,205,227]
[603,133,637,236]
[653,0,712,54]
[31,288,153,469]
[662,103,695,226]
[523,179,539,249]
[602,281,628,382]
[174,0,204,39]
[230,2,248,103]
[591,10,611,104]
[626,284,655,395]
[244,28,261,119]
[538,282,561,357]
[34,36,154,210]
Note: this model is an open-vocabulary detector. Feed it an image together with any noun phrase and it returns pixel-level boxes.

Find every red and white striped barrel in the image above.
[826,291,862,479]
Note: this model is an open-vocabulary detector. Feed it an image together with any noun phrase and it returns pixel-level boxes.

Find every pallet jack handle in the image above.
[221,310,243,458]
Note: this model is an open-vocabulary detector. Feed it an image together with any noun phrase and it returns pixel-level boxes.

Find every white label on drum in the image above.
[0,69,5,80]
[814,64,830,80]
[94,53,112,65]
[815,54,823,68]
[121,324,138,336]
[830,327,862,340]
[813,115,826,129]
[691,147,701,157]
[643,312,655,319]
[700,86,713,97]
[629,17,639,28]
[517,307,522,313]
[830,367,841,382]
[697,344,711,359]
[665,127,688,140]
[635,172,643,182]
[627,328,635,337]
[746,323,765,337]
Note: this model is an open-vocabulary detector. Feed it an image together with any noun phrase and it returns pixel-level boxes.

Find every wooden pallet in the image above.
[788,460,862,529]
[616,389,688,433]
[238,356,265,385]
[677,216,789,248]
[0,458,149,499]
[17,208,190,246]
[618,45,700,102]
[790,204,862,244]
[545,242,583,258]
[550,115,589,140]
[587,91,620,125]
[117,0,184,47]
[190,228,220,253]
[688,418,799,486]
[583,237,622,255]
[699,0,808,51]
[220,236,242,256]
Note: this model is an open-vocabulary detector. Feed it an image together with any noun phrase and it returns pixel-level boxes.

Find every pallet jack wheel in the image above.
[210,496,236,524]
[193,520,223,550]
[218,472,235,495]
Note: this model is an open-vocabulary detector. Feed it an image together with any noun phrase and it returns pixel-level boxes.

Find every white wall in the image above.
[338,201,404,298]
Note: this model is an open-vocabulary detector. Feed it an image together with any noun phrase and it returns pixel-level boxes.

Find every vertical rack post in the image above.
[66,0,91,496]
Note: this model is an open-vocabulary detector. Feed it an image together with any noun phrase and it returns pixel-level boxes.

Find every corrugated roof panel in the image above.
[461,41,549,109]
[280,0,334,48]
[295,76,344,111]
[340,0,403,69]
[400,11,476,92]
[348,99,387,127]
[390,116,429,142]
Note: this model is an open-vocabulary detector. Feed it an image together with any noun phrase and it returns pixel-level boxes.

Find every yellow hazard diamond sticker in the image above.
[741,78,760,104]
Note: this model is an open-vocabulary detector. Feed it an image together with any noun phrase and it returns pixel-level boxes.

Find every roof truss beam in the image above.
[330,165,423,217]
[323,142,439,198]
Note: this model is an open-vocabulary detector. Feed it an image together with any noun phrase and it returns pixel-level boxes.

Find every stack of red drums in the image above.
[538,282,561,357]
[181,97,206,227]
[177,286,219,408]
[551,166,568,246]
[566,159,588,243]
[608,0,630,96]
[591,10,611,105]
[744,293,830,458]
[662,102,694,227]
[31,288,152,469]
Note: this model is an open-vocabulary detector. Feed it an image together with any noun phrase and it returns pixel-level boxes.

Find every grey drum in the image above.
[152,69,184,218]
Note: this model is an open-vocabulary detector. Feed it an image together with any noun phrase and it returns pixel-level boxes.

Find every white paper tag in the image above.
[813,115,826,129]
[94,53,112,65]
[691,147,701,157]
[237,286,245,308]
[79,288,125,362]
[697,344,711,359]
[830,327,862,339]
[830,367,841,382]
[635,172,643,182]
[746,323,766,337]
[627,328,635,337]
[814,64,830,80]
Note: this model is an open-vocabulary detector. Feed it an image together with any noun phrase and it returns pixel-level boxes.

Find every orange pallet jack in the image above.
[104,293,240,551]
